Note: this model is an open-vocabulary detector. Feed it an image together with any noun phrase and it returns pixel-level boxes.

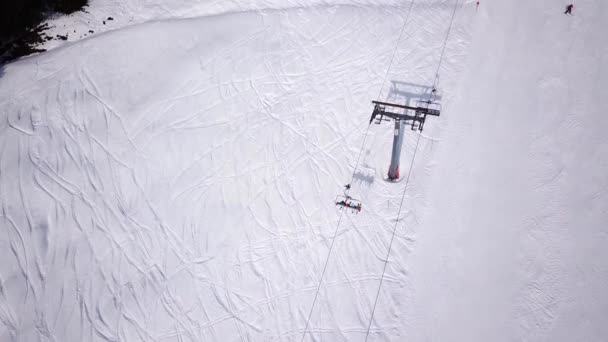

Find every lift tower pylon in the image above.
[370,100,441,181]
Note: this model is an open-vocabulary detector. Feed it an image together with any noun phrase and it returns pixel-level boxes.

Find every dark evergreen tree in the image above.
[1,0,88,63]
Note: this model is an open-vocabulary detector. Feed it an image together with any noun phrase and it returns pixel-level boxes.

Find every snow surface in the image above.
[1,0,607,341]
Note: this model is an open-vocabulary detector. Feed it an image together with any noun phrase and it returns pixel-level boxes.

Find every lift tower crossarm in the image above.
[369,100,441,127]
[371,100,440,116]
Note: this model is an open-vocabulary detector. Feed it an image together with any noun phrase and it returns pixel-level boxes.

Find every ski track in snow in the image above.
[1,0,608,341]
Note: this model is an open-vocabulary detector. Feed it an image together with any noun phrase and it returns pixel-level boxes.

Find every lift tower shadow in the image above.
[371,81,442,181]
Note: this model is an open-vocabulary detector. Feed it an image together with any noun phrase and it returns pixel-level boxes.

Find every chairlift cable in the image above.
[300,2,416,340]
[363,1,461,341]
[300,208,346,342]
[374,0,416,103]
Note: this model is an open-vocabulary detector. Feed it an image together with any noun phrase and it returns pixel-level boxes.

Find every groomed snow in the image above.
[1,0,607,341]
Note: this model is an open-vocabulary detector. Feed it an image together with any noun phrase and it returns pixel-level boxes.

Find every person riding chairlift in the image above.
[335,200,362,213]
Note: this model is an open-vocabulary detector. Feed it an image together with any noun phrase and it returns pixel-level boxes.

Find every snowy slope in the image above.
[1,0,607,341]
[407,1,608,341]
[38,0,409,51]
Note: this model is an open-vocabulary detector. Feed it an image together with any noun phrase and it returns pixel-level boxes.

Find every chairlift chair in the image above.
[335,195,362,213]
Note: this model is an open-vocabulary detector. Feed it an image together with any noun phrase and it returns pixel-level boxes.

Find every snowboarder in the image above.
[344,184,351,191]
[564,4,573,15]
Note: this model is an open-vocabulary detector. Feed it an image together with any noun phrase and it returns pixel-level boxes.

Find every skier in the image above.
[564,4,573,14]
[344,184,351,191]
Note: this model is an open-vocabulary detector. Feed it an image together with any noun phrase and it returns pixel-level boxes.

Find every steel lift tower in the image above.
[370,100,441,181]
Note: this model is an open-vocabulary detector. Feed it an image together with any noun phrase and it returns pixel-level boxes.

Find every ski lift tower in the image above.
[369,99,441,181]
